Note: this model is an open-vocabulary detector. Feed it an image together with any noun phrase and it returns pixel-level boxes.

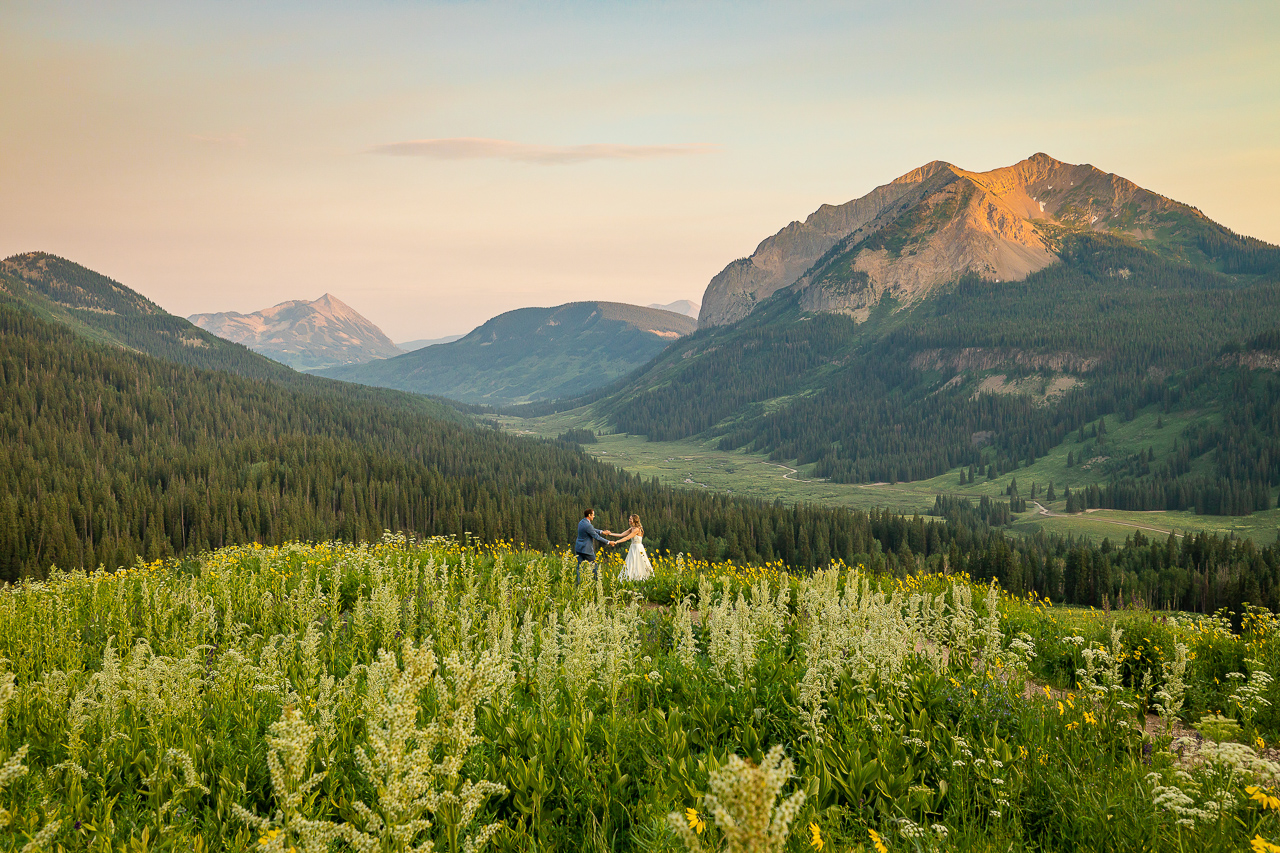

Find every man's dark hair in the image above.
[583,508,594,518]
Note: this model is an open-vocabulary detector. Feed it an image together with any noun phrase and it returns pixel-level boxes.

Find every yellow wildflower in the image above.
[869,827,888,853]
[686,807,706,835]
[809,822,824,850]
[1248,786,1280,811]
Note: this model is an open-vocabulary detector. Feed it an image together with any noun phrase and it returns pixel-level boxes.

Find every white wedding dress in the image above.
[620,535,653,581]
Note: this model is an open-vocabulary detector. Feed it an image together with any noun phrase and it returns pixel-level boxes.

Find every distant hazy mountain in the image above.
[699,152,1275,327]
[647,299,700,319]
[397,334,464,352]
[319,301,696,405]
[190,294,402,371]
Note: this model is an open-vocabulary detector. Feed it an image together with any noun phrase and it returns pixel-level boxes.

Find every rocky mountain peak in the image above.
[890,160,958,185]
[190,293,401,371]
[699,154,1212,328]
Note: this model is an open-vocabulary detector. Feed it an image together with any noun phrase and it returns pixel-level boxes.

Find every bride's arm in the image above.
[612,526,638,543]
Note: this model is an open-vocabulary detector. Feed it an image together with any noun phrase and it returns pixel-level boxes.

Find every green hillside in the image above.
[0,251,481,424]
[318,301,695,404]
[0,252,299,382]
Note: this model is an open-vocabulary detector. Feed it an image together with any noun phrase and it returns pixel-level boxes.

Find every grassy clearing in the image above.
[1011,507,1280,545]
[498,406,1279,545]
[497,412,942,514]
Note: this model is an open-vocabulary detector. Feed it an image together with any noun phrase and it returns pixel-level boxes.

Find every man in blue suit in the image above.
[574,508,614,584]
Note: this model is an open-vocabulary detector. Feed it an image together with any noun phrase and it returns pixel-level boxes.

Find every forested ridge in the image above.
[0,252,298,384]
[585,234,1280,515]
[0,253,471,425]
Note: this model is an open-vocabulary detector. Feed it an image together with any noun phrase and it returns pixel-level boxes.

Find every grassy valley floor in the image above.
[498,405,1280,546]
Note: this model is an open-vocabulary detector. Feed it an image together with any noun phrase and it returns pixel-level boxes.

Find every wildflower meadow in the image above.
[4,534,1280,851]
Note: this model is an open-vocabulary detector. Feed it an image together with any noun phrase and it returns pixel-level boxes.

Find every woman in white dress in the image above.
[612,514,653,581]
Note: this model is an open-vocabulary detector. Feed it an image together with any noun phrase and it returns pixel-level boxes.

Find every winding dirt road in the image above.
[1031,501,1181,538]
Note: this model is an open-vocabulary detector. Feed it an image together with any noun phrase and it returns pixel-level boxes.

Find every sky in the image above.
[2,1,1278,341]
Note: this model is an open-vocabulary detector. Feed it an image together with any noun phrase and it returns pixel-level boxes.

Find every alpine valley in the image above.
[526,154,1280,520]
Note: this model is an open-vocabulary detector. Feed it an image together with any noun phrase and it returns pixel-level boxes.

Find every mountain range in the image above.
[6,152,1280,621]
[189,293,402,371]
[8,151,1280,536]
[318,301,696,404]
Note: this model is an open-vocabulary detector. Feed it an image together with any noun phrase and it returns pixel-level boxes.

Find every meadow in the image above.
[498,408,1280,546]
[5,537,1280,851]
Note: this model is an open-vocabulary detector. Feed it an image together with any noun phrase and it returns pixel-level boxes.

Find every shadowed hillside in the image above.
[319,301,696,404]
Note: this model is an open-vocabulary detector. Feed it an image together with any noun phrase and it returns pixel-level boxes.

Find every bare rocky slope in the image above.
[190,294,402,371]
[699,153,1218,327]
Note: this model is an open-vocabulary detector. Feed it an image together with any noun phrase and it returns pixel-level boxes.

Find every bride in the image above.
[612,514,653,581]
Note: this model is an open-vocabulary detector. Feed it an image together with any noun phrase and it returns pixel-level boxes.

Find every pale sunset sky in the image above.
[2,1,1278,340]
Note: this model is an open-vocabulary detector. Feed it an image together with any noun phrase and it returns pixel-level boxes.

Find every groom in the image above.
[574,508,614,584]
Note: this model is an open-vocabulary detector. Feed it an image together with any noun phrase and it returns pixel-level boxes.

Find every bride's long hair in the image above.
[629,513,643,535]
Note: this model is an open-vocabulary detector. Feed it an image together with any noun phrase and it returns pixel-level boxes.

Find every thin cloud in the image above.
[189,133,247,148]
[370,137,719,165]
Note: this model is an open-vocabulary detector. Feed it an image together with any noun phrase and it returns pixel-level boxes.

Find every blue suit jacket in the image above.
[575,518,609,557]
